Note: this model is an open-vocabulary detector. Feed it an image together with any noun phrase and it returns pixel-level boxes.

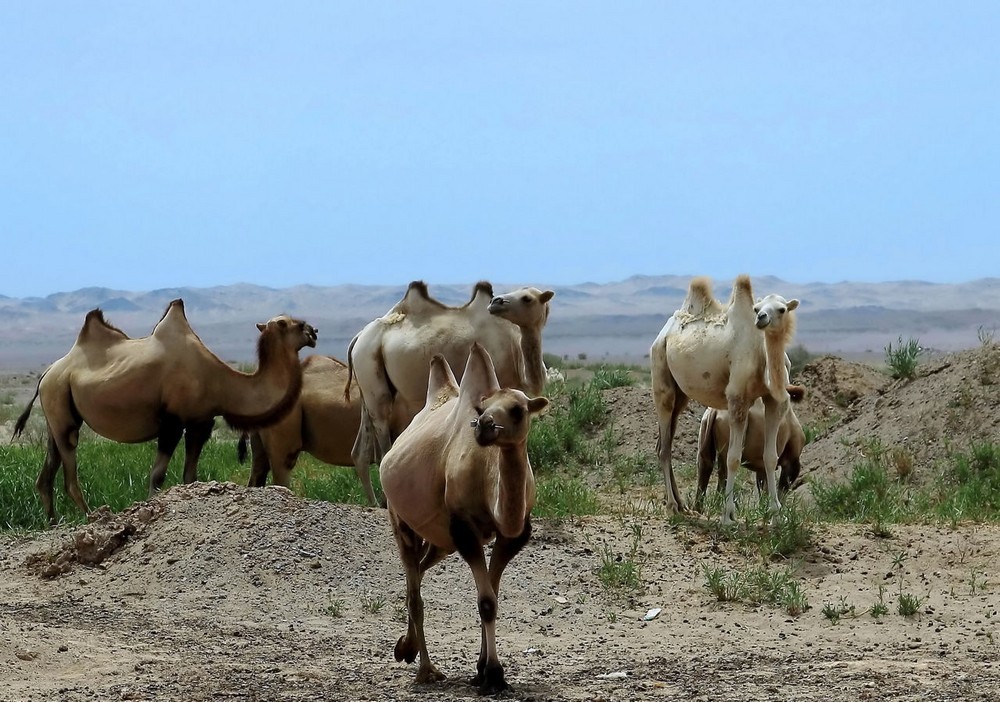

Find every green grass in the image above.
[534,475,601,519]
[703,561,809,617]
[884,335,921,380]
[0,436,376,532]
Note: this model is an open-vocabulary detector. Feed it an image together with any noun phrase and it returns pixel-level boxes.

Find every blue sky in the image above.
[2,2,997,298]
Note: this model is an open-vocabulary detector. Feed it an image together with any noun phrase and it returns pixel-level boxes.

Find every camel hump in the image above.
[731,274,754,305]
[152,298,195,339]
[78,308,130,344]
[458,342,502,407]
[426,354,459,409]
[682,277,725,319]
[469,281,495,305]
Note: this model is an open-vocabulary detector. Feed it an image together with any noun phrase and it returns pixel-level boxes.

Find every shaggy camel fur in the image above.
[14,299,317,523]
[347,280,553,470]
[239,354,403,506]
[650,275,800,524]
[695,394,806,510]
[379,343,548,694]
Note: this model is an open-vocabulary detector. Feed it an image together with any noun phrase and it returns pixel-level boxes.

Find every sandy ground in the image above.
[2,345,999,701]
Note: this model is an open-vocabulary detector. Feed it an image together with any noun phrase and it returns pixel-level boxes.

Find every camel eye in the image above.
[510,406,524,423]
[521,296,532,304]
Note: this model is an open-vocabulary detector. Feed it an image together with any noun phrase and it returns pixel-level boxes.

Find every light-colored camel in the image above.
[379,343,548,694]
[650,274,800,524]
[347,280,553,470]
[238,354,404,506]
[695,393,806,510]
[13,299,317,523]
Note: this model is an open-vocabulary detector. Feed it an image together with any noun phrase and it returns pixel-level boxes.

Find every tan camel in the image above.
[238,354,403,506]
[650,275,800,524]
[379,343,548,694]
[695,395,806,510]
[347,280,553,470]
[13,299,317,523]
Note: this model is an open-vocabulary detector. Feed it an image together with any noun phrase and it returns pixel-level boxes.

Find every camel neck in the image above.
[494,445,531,538]
[763,332,789,400]
[220,338,302,430]
[518,330,546,396]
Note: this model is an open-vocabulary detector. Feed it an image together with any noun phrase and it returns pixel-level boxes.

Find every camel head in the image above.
[487,287,555,330]
[753,294,799,333]
[255,315,318,352]
[471,389,549,448]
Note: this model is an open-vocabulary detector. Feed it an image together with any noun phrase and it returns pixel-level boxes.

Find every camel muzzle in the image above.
[487,298,509,315]
[471,416,503,446]
[755,313,770,329]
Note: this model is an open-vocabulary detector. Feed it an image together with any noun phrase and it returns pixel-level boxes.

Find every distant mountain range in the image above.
[2,276,999,369]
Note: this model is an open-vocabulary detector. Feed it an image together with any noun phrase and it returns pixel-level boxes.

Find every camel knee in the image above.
[477,594,497,624]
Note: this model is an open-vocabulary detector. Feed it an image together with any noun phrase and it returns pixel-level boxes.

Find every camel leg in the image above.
[36,432,66,524]
[247,432,271,487]
[761,396,787,525]
[450,515,508,695]
[182,420,214,484]
[470,518,532,688]
[51,425,90,519]
[148,416,184,496]
[722,401,749,526]
[390,513,446,684]
[695,411,717,512]
[651,372,689,514]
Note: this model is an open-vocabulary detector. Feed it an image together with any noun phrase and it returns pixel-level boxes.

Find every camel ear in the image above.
[256,323,266,332]
[786,299,799,312]
[539,290,555,304]
[528,397,549,415]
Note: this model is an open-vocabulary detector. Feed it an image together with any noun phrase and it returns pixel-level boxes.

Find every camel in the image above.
[13,299,317,523]
[650,274,800,524]
[379,343,548,694]
[237,354,404,506]
[695,395,806,511]
[347,280,553,470]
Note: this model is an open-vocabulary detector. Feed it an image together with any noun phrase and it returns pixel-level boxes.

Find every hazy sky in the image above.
[2,3,998,298]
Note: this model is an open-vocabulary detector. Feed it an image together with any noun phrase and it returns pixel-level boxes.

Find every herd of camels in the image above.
[12,274,802,694]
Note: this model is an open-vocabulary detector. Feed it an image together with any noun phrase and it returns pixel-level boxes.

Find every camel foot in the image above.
[415,664,446,684]
[472,663,509,696]
[394,635,418,664]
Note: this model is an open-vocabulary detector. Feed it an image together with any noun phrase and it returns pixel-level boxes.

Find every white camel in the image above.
[650,274,800,524]
[347,280,553,470]
[379,342,547,693]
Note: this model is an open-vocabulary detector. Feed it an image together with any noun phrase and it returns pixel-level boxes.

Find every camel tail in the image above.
[344,334,359,402]
[787,384,806,403]
[12,372,45,440]
[236,432,249,464]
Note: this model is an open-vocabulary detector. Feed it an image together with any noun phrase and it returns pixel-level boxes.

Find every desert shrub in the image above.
[528,378,607,473]
[884,336,921,380]
[703,561,808,617]
[929,441,1000,522]
[811,455,912,527]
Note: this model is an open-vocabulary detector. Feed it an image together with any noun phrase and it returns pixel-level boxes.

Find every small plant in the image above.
[897,589,923,617]
[325,598,345,618]
[781,580,809,617]
[592,365,635,390]
[703,564,747,602]
[392,602,408,623]
[534,475,601,519]
[821,596,855,624]
[969,569,988,596]
[598,527,643,594]
[361,593,386,614]
[978,325,996,346]
[870,585,889,618]
[884,336,921,380]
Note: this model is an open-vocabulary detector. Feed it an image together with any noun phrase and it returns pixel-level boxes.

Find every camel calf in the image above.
[696,397,806,510]
[379,343,548,694]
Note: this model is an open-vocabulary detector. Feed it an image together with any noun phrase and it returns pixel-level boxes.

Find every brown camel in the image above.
[13,299,317,523]
[695,394,806,511]
[348,280,553,471]
[650,275,800,524]
[379,343,548,694]
[238,354,404,506]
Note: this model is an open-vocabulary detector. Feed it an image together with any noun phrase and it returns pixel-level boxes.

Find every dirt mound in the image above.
[794,355,890,432]
[802,346,1000,484]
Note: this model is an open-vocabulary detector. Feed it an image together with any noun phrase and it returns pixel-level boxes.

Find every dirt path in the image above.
[2,483,999,702]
